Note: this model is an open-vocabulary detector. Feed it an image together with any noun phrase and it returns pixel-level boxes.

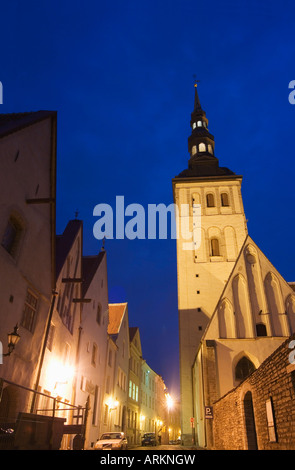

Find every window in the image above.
[235,356,256,381]
[21,289,38,332]
[96,304,102,324]
[197,121,202,127]
[210,238,220,256]
[1,215,23,257]
[92,343,97,366]
[108,349,112,367]
[266,398,277,442]
[256,323,267,337]
[129,380,132,398]
[191,145,197,155]
[221,192,230,207]
[206,193,215,207]
[199,142,206,152]
[208,144,213,154]
[192,122,196,129]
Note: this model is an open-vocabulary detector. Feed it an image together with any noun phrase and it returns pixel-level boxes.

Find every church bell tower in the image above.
[172,83,248,445]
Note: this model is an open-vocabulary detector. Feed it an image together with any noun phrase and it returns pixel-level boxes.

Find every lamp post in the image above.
[3,324,21,357]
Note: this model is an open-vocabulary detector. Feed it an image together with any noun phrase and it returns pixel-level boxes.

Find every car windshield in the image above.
[100,433,122,440]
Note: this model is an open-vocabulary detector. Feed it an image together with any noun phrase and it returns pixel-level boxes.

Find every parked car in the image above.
[94,432,128,450]
[141,432,157,446]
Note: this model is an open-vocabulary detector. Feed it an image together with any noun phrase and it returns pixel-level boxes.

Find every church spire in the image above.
[193,81,202,112]
[188,82,216,163]
[175,82,235,178]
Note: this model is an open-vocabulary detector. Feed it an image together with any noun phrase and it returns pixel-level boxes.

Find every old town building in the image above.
[0,111,57,420]
[174,86,295,448]
[0,111,171,449]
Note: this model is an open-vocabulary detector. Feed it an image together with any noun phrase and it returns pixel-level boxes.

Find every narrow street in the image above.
[130,445,202,451]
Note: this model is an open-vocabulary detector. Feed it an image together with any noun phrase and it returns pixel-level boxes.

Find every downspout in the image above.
[30,290,57,413]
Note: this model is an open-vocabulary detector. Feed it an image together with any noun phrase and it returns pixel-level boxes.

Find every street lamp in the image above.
[3,324,21,357]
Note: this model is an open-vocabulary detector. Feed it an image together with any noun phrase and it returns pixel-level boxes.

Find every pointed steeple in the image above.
[193,82,203,112]
[175,83,235,178]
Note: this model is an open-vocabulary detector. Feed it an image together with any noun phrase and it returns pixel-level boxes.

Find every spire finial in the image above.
[193,75,202,111]
[193,74,200,88]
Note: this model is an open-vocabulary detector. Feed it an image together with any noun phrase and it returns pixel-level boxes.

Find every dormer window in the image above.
[192,145,197,156]
[199,142,206,152]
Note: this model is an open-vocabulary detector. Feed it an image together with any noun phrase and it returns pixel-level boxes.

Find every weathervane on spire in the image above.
[193,74,200,88]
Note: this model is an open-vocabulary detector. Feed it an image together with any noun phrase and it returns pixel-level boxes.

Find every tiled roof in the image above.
[108,303,127,335]
[0,110,57,138]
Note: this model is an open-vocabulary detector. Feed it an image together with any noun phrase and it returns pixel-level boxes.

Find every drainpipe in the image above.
[30,290,57,413]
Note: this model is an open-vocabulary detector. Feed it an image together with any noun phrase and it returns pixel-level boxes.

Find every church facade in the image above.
[173,85,295,447]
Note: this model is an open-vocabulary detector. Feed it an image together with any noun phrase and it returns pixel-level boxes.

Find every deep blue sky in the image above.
[1,0,295,397]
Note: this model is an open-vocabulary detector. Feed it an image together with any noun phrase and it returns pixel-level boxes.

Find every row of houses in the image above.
[0,111,179,449]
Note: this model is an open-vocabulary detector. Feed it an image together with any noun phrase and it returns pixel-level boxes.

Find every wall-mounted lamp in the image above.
[3,324,21,357]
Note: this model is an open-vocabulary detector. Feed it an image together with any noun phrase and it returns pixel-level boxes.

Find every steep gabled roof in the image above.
[55,219,83,278]
[129,326,139,342]
[82,251,106,297]
[0,110,57,138]
[108,303,127,335]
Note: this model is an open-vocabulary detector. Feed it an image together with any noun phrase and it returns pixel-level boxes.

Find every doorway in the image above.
[243,391,258,450]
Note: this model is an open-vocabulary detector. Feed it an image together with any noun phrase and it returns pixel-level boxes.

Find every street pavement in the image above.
[129,444,203,451]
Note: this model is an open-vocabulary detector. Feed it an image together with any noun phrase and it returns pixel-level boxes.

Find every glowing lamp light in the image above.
[45,358,74,393]
[3,324,21,357]
[166,393,174,410]
[107,397,119,411]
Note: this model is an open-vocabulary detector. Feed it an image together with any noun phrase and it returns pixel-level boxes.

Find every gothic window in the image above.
[1,214,24,258]
[199,142,206,152]
[256,323,267,337]
[221,192,230,206]
[210,238,220,256]
[235,356,256,381]
[192,145,197,155]
[206,193,215,207]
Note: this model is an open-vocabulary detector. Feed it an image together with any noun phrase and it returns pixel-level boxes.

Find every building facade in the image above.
[174,86,295,448]
[0,111,57,421]
[173,85,248,444]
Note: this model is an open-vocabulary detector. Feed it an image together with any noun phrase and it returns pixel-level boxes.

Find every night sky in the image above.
[1,0,295,398]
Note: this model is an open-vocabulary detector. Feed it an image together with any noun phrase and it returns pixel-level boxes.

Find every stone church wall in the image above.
[212,334,295,450]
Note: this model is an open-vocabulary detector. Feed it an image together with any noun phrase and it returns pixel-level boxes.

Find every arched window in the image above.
[197,121,202,127]
[97,304,102,325]
[206,193,215,207]
[235,356,256,381]
[208,144,213,154]
[199,142,206,152]
[256,323,267,337]
[1,214,24,258]
[210,238,220,256]
[191,145,197,156]
[192,122,196,129]
[221,192,230,207]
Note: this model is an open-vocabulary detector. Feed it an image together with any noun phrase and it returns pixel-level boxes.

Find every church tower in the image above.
[172,84,248,445]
